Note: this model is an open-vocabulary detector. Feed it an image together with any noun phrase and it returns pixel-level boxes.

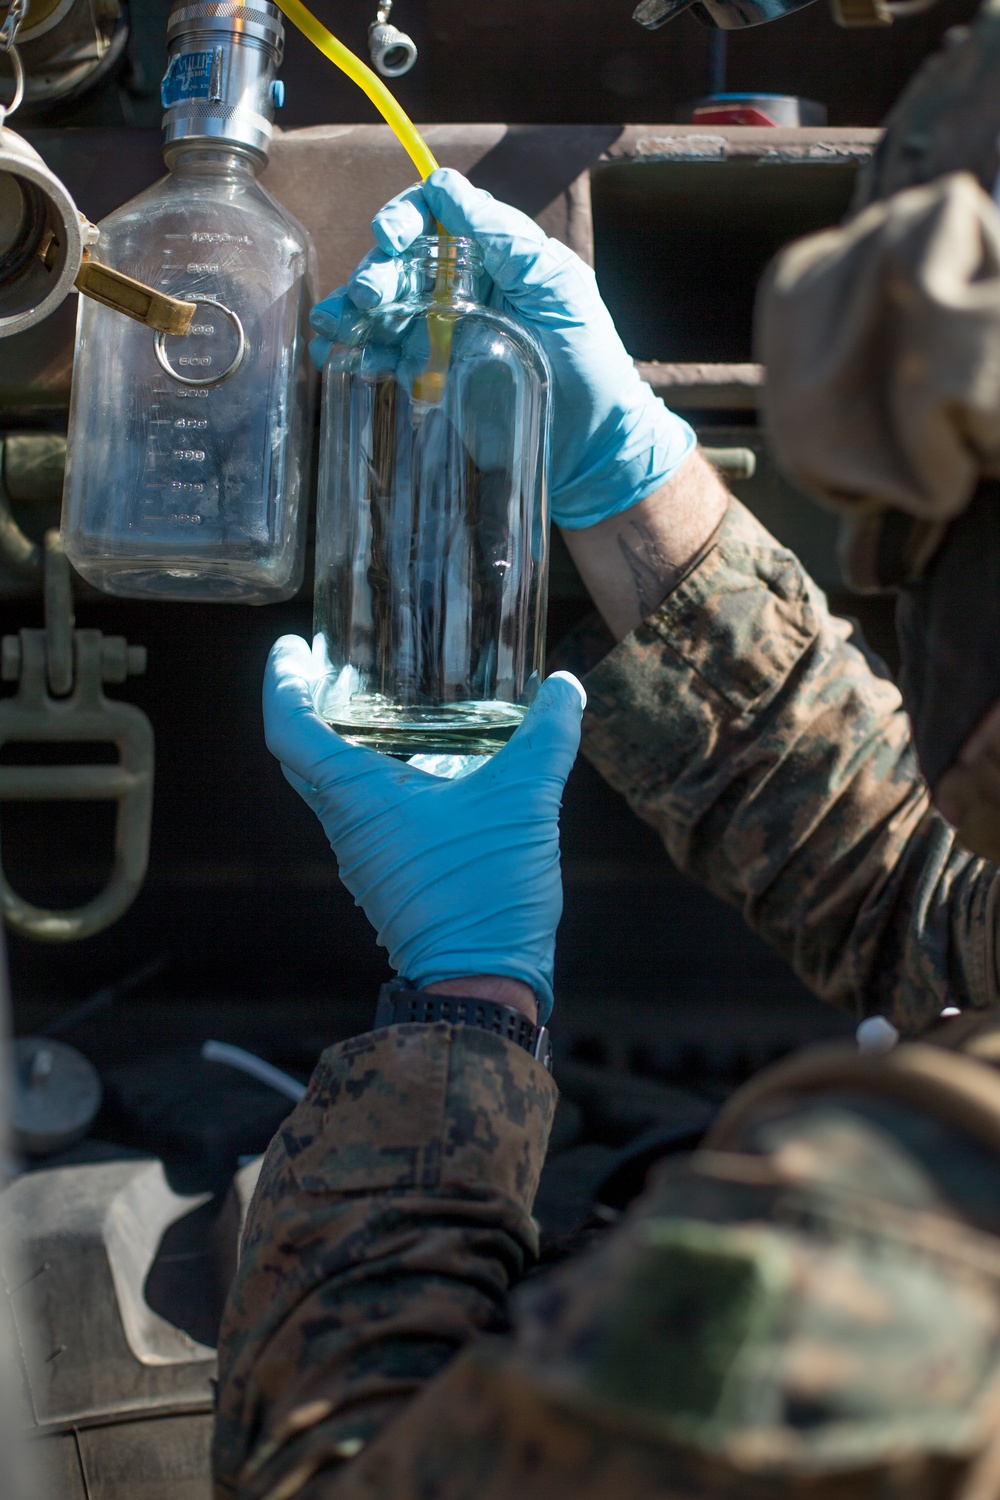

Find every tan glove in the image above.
[758,172,1000,536]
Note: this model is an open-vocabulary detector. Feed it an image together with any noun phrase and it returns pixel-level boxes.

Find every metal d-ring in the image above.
[0,41,25,121]
[153,295,247,388]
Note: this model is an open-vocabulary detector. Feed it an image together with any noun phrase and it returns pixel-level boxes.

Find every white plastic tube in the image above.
[200,1039,306,1102]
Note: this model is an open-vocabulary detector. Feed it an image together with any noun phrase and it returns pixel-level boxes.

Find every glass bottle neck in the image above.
[162,146,262,180]
[404,241,483,306]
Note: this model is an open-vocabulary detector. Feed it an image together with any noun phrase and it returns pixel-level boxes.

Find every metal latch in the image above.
[74,254,197,337]
[0,439,153,940]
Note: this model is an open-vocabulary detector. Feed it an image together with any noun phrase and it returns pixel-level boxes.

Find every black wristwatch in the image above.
[374,978,553,1072]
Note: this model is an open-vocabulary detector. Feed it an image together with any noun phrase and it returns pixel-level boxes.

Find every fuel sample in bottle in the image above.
[313,234,551,759]
[61,2,316,603]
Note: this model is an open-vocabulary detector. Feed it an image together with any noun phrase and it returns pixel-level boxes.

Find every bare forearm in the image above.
[560,450,730,642]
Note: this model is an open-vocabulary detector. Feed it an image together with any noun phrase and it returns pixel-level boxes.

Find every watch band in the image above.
[374,979,553,1072]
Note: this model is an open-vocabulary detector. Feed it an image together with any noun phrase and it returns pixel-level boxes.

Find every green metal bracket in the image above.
[0,436,154,941]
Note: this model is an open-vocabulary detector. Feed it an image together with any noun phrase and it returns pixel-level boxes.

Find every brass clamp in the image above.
[74,255,198,338]
[0,440,153,940]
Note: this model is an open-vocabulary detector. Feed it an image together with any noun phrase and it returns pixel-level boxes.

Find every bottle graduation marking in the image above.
[138,231,247,533]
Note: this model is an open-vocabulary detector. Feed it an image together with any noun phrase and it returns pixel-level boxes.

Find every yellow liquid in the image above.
[323,698,526,758]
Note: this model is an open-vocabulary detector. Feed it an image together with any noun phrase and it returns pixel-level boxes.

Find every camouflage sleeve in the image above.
[212,1022,558,1500]
[561,497,1000,1033]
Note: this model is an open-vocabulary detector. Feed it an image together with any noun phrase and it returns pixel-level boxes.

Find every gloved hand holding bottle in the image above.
[263,636,586,1022]
[309,168,696,530]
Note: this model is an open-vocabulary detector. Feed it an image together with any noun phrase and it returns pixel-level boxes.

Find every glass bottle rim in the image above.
[163,144,261,174]
[404,234,483,271]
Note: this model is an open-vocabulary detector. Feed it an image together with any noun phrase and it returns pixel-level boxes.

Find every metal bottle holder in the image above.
[0,437,153,941]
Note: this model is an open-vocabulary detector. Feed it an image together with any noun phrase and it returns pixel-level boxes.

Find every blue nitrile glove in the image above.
[263,636,586,1022]
[309,169,696,530]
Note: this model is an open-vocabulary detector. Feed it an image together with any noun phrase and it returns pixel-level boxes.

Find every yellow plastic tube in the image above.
[271,0,438,179]
[272,0,454,401]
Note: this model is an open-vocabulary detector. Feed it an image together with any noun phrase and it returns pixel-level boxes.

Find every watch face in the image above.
[533,1027,554,1072]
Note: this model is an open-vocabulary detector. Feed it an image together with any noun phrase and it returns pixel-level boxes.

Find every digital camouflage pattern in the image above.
[215,499,1000,1496]
[215,1014,1000,1499]
[560,498,1000,1035]
[213,1022,558,1499]
[220,10,1000,1485]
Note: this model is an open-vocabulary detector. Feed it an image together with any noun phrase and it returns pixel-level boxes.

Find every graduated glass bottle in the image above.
[60,1,314,603]
[313,235,551,758]
[60,144,314,603]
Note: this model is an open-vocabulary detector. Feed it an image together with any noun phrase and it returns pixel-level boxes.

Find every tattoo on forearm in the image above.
[617,517,678,621]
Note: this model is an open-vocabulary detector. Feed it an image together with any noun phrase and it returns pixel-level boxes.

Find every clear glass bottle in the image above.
[60,2,314,603]
[313,235,551,758]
